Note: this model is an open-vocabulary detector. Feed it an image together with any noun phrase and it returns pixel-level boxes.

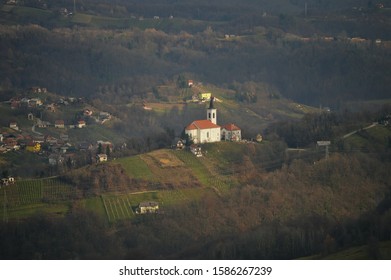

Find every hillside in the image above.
[0,0,390,260]
[1,121,391,259]
[1,1,390,108]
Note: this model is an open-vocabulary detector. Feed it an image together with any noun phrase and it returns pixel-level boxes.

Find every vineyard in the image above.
[101,187,213,223]
[0,178,77,219]
[1,178,78,207]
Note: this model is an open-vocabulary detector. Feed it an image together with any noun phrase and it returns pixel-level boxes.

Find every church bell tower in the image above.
[207,97,217,124]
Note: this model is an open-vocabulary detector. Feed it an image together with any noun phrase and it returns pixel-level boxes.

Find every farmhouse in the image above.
[137,201,159,214]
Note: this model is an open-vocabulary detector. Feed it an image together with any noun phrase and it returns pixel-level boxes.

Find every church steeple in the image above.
[207,97,217,124]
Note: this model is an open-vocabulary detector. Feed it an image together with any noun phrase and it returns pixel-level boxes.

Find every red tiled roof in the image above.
[222,123,241,131]
[186,120,220,130]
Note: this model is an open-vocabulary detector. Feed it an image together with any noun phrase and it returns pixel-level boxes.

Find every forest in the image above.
[1,0,390,109]
[1,143,390,259]
[0,0,391,259]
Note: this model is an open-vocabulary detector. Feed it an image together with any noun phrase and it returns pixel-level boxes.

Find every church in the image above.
[185,97,241,144]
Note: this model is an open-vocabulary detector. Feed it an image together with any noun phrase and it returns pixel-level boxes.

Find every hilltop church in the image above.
[185,97,241,144]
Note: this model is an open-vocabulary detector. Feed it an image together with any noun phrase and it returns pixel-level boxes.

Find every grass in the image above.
[83,197,107,218]
[174,150,211,186]
[1,5,52,18]
[2,203,69,220]
[115,155,155,180]
[342,124,391,151]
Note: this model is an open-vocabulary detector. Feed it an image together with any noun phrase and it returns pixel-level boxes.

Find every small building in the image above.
[176,140,184,150]
[46,104,56,112]
[97,140,113,153]
[9,122,18,130]
[221,123,242,141]
[137,201,159,214]
[26,142,41,153]
[54,120,65,129]
[76,120,86,128]
[96,153,108,162]
[84,109,93,116]
[1,177,15,186]
[36,119,50,128]
[48,154,64,166]
[29,98,43,107]
[198,92,212,101]
[187,80,194,87]
[190,144,202,157]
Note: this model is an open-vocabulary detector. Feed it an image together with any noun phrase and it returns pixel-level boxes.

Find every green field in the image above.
[116,156,155,180]
[342,125,391,152]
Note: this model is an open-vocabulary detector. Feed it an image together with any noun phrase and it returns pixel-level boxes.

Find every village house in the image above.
[137,201,159,214]
[48,154,64,166]
[176,139,184,150]
[221,123,242,141]
[1,176,15,186]
[96,153,108,162]
[78,142,93,151]
[198,92,212,101]
[97,140,113,153]
[83,109,93,116]
[76,120,86,128]
[11,100,20,109]
[99,112,111,122]
[29,87,47,94]
[54,120,65,129]
[29,98,43,107]
[3,137,19,151]
[190,144,202,157]
[26,142,41,153]
[46,103,56,112]
[9,122,18,130]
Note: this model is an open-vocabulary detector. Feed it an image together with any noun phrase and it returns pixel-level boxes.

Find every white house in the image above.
[137,201,159,214]
[221,123,242,141]
[96,154,108,162]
